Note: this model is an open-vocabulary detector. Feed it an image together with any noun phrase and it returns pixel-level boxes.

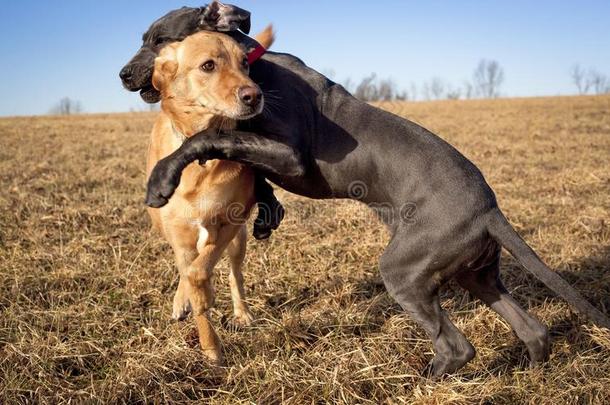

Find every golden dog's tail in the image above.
[254,25,275,49]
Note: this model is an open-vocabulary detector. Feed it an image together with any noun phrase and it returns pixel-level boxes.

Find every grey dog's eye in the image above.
[201,60,215,72]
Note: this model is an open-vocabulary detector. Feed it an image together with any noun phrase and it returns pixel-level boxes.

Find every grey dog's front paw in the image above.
[145,159,182,208]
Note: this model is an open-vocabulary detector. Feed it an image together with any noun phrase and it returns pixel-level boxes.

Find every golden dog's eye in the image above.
[201,60,215,72]
[242,58,249,69]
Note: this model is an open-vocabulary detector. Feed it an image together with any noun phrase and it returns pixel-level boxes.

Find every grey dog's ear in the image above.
[200,1,251,34]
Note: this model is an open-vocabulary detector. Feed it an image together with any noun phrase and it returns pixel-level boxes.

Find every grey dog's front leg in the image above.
[145,129,305,208]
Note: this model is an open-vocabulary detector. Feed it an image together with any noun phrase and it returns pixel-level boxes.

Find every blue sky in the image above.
[1,0,609,116]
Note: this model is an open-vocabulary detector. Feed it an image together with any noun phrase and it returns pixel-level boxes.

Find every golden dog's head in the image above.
[152,30,269,129]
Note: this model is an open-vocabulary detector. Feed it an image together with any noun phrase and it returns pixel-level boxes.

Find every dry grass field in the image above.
[1,95,609,404]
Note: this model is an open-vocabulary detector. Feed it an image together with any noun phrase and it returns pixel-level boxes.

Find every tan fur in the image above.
[146,28,274,363]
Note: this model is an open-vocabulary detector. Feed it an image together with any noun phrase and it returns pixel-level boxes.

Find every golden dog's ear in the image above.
[152,44,179,91]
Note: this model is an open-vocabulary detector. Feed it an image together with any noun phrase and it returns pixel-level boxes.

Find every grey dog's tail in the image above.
[486,209,610,329]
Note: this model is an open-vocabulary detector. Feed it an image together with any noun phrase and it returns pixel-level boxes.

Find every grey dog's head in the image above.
[119,1,251,103]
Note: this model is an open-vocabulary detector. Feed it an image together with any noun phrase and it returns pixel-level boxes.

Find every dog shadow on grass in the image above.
[480,245,610,373]
[261,245,610,373]
[259,274,400,356]
[498,244,610,322]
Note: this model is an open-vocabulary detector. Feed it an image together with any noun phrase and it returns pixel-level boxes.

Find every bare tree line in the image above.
[48,61,609,115]
[49,97,83,115]
[129,103,160,113]
[345,59,610,102]
[346,59,505,102]
[570,64,610,95]
[48,98,161,115]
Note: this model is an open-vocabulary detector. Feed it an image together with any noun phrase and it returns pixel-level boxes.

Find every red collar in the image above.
[247,44,267,65]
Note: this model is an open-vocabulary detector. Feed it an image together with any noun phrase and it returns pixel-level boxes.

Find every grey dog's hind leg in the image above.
[380,235,476,377]
[457,256,550,366]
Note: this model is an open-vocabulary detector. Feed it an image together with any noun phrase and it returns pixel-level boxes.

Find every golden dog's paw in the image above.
[230,309,255,329]
[172,293,192,321]
[202,348,225,366]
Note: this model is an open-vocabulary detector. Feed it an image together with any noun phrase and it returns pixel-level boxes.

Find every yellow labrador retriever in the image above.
[147,27,274,364]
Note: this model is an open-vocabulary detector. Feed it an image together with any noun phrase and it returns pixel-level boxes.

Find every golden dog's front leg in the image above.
[185,223,242,364]
[172,276,192,321]
[186,254,221,364]
[167,227,198,322]
[193,313,223,364]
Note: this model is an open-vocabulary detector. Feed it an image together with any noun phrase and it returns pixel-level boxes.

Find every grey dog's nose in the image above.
[238,86,262,107]
[119,66,133,82]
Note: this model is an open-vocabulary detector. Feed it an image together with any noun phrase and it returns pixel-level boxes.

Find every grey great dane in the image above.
[122,2,610,376]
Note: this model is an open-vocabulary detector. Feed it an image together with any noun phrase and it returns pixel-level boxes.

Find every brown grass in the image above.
[1,95,609,404]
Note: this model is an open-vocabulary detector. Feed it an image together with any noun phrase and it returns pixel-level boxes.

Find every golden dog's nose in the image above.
[238,86,262,108]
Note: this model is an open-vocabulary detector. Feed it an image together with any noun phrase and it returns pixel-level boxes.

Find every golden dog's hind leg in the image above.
[226,225,254,328]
